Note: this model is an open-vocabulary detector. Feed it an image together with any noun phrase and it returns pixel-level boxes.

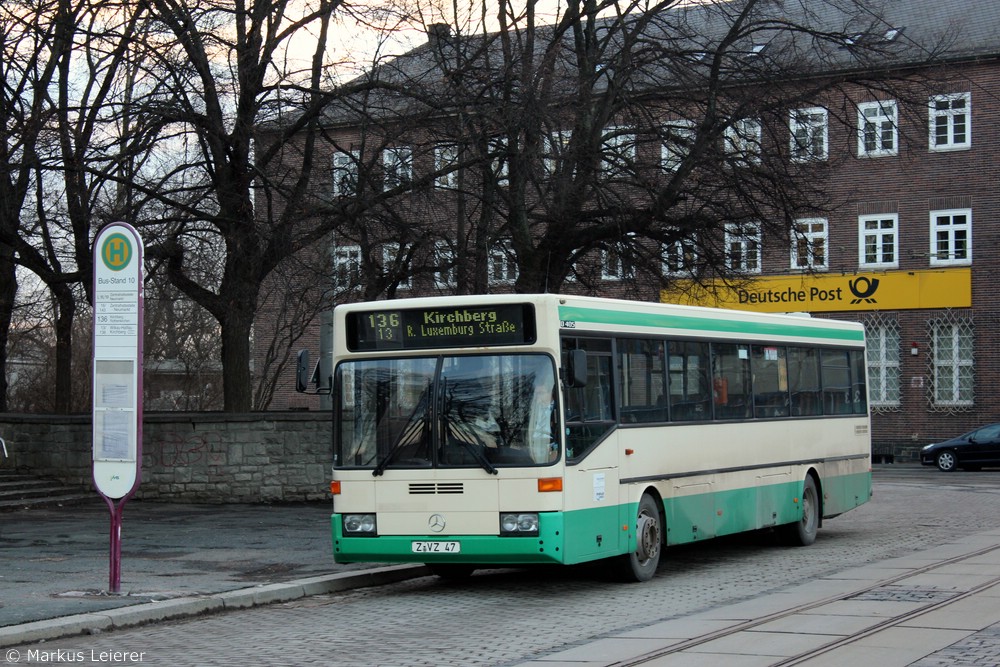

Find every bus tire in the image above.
[783,475,819,546]
[616,493,662,582]
[427,564,476,579]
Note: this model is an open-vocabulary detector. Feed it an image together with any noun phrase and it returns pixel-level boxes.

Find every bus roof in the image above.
[334,294,865,347]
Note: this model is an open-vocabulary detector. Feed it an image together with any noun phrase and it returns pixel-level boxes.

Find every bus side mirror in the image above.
[566,349,588,388]
[296,350,311,393]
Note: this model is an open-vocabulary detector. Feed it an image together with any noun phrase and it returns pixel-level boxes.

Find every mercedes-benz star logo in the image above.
[428,514,446,532]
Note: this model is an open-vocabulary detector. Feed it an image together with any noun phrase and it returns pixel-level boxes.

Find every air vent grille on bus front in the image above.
[409,482,464,495]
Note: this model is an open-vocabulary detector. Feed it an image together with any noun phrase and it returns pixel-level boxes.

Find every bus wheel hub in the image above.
[636,515,660,561]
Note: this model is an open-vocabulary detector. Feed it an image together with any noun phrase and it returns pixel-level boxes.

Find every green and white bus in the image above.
[308,294,871,581]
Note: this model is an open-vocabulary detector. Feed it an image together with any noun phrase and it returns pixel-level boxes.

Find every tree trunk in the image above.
[220,303,255,412]
[52,285,76,414]
[0,244,15,412]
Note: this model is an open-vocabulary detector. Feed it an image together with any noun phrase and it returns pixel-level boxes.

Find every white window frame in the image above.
[488,240,518,285]
[866,323,901,408]
[489,136,509,186]
[602,126,636,177]
[791,218,828,271]
[332,150,359,197]
[383,243,411,290]
[663,238,697,276]
[929,93,971,152]
[857,100,898,157]
[434,144,459,188]
[931,320,974,407]
[601,246,635,281]
[724,118,762,166]
[930,208,972,267]
[789,107,828,162]
[433,241,456,289]
[661,120,696,172]
[725,222,761,274]
[382,146,412,191]
[333,244,362,291]
[544,130,573,176]
[858,214,898,269]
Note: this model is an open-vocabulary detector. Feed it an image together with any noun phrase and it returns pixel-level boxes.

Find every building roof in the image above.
[316,0,1000,128]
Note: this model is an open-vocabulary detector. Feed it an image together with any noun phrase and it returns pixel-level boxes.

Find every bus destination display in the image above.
[348,304,535,351]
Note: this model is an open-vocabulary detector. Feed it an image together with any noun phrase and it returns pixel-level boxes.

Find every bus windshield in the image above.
[334,353,558,472]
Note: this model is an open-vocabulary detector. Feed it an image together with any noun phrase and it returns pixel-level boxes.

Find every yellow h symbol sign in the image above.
[102,234,131,270]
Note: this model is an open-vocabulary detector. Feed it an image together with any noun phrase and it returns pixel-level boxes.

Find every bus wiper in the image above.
[373,393,430,477]
[446,419,498,475]
[372,416,428,476]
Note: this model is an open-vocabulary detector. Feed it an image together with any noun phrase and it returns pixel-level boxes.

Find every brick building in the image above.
[261,0,1000,460]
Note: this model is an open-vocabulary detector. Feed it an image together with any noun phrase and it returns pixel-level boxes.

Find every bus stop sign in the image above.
[92,222,144,500]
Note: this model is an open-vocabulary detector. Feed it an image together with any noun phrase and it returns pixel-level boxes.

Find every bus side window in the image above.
[562,338,615,460]
[751,345,789,418]
[711,343,751,419]
[618,339,667,423]
[668,341,712,421]
[821,349,852,414]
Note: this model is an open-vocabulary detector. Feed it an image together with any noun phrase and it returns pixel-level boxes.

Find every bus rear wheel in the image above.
[617,493,662,582]
[782,475,819,546]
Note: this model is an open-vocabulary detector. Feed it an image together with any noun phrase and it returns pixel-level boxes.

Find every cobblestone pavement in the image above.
[8,468,1000,666]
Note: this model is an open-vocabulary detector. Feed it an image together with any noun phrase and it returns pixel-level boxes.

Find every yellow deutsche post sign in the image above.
[662,268,971,313]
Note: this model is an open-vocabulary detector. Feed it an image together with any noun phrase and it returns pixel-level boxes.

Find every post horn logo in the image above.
[101,233,132,271]
[848,276,880,304]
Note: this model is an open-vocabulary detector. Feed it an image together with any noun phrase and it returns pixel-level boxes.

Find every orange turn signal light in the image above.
[330,481,341,495]
[538,477,563,492]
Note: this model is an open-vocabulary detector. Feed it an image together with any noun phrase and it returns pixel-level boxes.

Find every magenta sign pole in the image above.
[92,222,144,594]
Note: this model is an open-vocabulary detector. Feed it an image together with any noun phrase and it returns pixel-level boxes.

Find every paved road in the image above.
[6,465,1000,666]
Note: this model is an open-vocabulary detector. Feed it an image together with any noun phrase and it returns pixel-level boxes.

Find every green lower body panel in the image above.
[333,514,569,565]
[332,471,871,565]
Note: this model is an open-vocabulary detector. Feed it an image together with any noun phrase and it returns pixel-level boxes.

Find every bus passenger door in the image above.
[561,339,621,563]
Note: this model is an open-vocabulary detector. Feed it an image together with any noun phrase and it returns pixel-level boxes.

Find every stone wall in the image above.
[0,412,332,504]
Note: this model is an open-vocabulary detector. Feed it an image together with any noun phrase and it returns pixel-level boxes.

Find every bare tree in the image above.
[0,0,150,412]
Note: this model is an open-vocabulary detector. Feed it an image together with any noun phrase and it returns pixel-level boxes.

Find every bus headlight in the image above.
[343,514,377,536]
[500,513,539,536]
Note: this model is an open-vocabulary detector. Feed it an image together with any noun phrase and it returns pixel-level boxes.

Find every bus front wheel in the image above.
[617,493,662,582]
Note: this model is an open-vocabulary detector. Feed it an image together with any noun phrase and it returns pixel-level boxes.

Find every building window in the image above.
[433,241,456,289]
[858,214,898,269]
[382,146,412,190]
[930,209,972,266]
[663,238,697,276]
[383,243,411,290]
[333,245,362,291]
[929,93,971,151]
[601,246,634,281]
[489,136,509,186]
[544,130,572,177]
[602,126,636,177]
[789,107,828,162]
[661,121,695,172]
[930,317,974,408]
[858,100,897,157]
[724,118,762,166]
[791,218,828,270]
[725,223,761,273]
[865,317,900,409]
[332,150,359,197]
[434,144,459,188]
[489,240,518,285]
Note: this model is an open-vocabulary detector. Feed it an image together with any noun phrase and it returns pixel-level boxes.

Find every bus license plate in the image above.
[411,541,460,554]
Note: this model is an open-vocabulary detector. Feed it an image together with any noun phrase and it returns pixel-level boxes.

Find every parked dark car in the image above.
[921,423,1000,471]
